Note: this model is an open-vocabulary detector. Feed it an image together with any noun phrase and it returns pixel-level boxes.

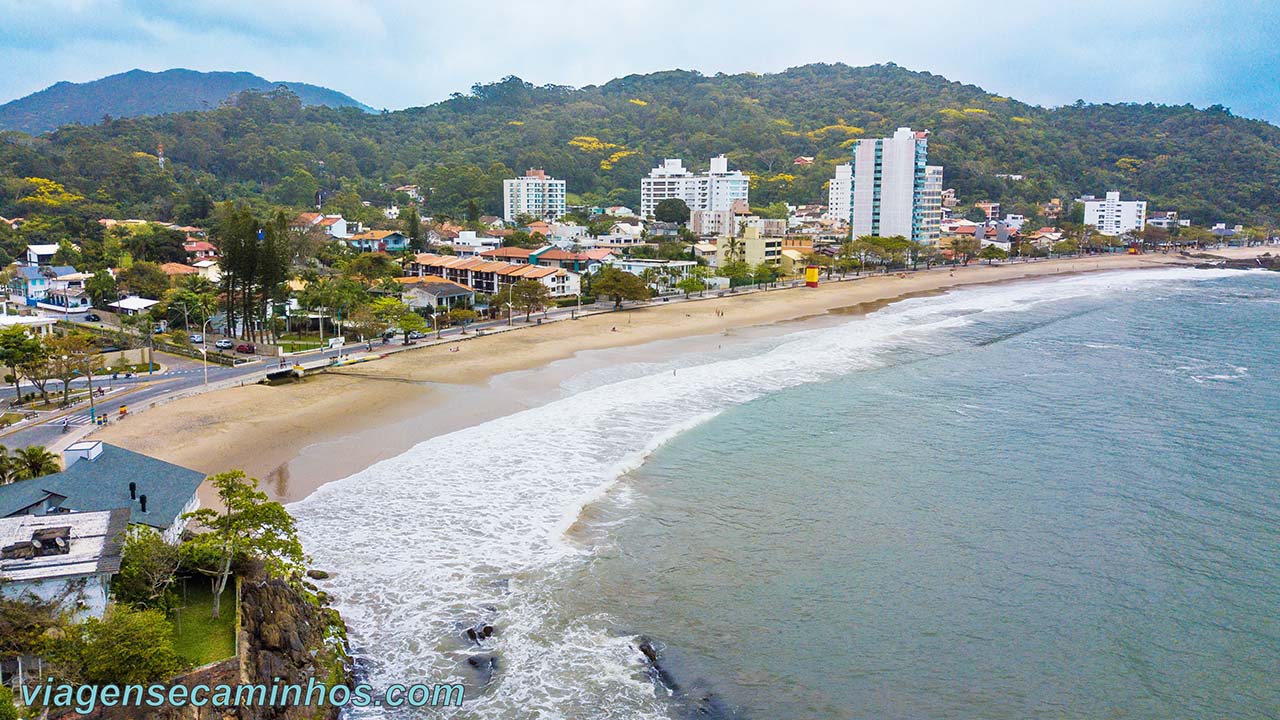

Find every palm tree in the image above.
[0,446,14,486]
[11,446,61,481]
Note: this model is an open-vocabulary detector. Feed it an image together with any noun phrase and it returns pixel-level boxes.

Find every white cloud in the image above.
[0,0,1276,121]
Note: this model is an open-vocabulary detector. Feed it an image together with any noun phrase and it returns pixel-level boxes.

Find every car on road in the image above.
[407,331,427,340]
[235,343,256,354]
[83,313,101,322]
[214,339,234,349]
[189,333,204,344]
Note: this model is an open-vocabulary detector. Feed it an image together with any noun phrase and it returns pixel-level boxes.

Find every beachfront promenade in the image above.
[4,248,1263,455]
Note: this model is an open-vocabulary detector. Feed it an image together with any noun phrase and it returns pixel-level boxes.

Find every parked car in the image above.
[83,313,101,322]
[188,333,204,344]
[214,339,234,349]
[235,343,256,354]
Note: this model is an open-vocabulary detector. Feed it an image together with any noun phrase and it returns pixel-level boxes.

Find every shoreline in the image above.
[90,251,1258,506]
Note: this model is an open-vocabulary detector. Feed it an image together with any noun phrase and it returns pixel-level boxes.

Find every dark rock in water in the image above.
[463,621,497,645]
[638,638,659,664]
[635,636,680,692]
[306,569,331,580]
[687,690,736,718]
[467,654,499,685]
[635,636,743,719]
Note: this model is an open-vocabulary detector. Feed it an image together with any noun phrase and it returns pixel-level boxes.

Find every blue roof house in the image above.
[0,441,204,543]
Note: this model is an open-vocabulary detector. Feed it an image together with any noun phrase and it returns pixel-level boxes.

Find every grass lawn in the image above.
[170,579,237,665]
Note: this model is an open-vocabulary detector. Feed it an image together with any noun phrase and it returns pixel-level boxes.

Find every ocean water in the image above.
[290,268,1280,719]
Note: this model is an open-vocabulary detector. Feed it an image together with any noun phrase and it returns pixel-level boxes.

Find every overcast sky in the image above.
[2,0,1277,123]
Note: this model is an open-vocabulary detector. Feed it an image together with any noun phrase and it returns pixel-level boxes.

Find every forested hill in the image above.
[2,63,1278,231]
[0,68,373,135]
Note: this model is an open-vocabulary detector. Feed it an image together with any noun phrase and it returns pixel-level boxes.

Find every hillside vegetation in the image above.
[0,68,372,135]
[1,63,1277,236]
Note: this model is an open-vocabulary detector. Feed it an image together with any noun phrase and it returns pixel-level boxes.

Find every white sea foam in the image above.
[289,267,1232,718]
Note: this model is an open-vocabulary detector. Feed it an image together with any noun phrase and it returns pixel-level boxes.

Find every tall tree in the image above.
[404,205,422,251]
[182,470,304,619]
[510,278,552,321]
[0,326,45,404]
[593,266,650,308]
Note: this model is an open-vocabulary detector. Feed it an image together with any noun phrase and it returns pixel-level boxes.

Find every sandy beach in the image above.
[91,250,1260,505]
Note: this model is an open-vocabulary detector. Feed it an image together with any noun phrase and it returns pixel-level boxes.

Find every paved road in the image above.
[0,288,804,450]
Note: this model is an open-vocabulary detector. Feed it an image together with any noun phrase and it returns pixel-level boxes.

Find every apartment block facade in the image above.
[1081,192,1147,236]
[640,155,748,219]
[503,169,567,222]
[850,127,940,244]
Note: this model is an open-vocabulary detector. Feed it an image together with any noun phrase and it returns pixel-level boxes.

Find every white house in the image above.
[451,231,503,257]
[605,257,698,290]
[108,295,160,316]
[25,244,61,266]
[0,508,130,620]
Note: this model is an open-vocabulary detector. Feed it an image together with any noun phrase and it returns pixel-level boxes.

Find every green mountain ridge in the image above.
[1,63,1277,231]
[0,68,373,135]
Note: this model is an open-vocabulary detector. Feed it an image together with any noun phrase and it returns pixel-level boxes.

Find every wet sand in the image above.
[91,251,1253,505]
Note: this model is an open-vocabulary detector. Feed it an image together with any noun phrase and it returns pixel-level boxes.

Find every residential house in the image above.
[394,276,476,310]
[0,216,25,230]
[183,239,218,261]
[407,254,580,298]
[778,248,810,276]
[478,247,534,264]
[108,295,160,316]
[529,247,603,274]
[0,441,204,543]
[692,241,719,267]
[25,244,60,266]
[1147,211,1191,230]
[394,185,422,202]
[9,265,77,304]
[0,508,130,619]
[43,271,93,313]
[291,213,356,239]
[451,231,502,257]
[384,206,401,220]
[346,230,409,253]
[159,262,199,281]
[193,259,222,283]
[604,257,697,290]
[0,315,56,336]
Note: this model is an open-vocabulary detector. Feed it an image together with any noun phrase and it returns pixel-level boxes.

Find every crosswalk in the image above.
[46,413,94,427]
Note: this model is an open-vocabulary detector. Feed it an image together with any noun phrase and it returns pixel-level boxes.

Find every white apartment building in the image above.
[827,163,852,223]
[851,127,940,244]
[640,155,748,219]
[503,169,567,222]
[921,165,944,244]
[1081,192,1147,236]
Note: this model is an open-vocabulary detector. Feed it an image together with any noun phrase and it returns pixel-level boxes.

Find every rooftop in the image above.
[0,508,129,583]
[0,442,203,530]
[109,295,160,311]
